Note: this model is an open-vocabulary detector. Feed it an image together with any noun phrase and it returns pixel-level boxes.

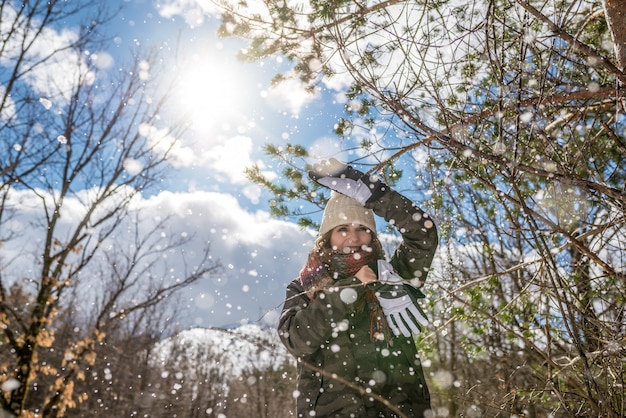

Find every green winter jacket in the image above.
[278,189,438,418]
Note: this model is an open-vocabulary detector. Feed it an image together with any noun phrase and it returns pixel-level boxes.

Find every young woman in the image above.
[278,160,439,417]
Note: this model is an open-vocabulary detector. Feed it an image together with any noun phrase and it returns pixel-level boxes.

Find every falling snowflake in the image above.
[39,97,52,109]
[123,158,143,175]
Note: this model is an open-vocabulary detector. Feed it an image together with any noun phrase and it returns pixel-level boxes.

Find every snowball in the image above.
[91,51,114,69]
[1,378,19,391]
[432,369,454,389]
[339,288,358,304]
[194,293,215,310]
[520,111,533,123]
[123,158,143,176]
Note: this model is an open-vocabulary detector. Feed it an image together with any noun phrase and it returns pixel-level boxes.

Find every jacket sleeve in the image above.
[365,189,438,285]
[277,276,365,357]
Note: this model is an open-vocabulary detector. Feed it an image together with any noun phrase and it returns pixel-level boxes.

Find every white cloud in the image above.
[130,190,312,327]
[241,183,262,205]
[135,190,303,248]
[263,77,320,116]
[138,122,197,167]
[201,136,255,184]
[1,187,311,329]
[157,0,222,28]
[157,132,258,185]
[0,5,90,103]
[157,0,272,25]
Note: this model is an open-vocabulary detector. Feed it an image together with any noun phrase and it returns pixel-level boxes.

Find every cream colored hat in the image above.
[319,191,376,236]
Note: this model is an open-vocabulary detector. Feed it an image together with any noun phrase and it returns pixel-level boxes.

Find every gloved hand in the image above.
[370,260,428,338]
[308,158,387,205]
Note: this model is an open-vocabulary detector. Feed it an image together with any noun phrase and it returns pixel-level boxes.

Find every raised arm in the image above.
[309,158,438,284]
[366,188,438,284]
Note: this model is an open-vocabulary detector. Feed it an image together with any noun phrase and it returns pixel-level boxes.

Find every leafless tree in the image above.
[0,1,220,416]
[224,332,297,418]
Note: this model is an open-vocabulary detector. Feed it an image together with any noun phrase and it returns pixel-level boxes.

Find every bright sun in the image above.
[175,57,246,133]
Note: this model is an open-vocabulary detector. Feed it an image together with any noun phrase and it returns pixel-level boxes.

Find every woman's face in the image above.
[329,223,373,253]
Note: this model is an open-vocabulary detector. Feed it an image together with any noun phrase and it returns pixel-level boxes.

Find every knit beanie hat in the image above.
[319,191,376,236]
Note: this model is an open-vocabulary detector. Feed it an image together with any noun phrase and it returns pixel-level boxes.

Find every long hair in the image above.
[313,228,386,276]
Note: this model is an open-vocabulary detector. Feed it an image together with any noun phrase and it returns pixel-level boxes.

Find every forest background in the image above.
[0,0,624,417]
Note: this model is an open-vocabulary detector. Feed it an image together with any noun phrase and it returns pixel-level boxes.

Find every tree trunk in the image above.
[603,0,626,71]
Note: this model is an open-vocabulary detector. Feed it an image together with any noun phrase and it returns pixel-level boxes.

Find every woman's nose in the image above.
[346,230,359,243]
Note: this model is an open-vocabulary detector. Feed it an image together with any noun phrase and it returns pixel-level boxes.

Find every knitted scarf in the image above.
[299,249,390,341]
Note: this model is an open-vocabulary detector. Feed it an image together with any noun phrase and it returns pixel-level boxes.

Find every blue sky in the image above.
[116,0,354,199]
[107,0,352,328]
[2,0,407,330]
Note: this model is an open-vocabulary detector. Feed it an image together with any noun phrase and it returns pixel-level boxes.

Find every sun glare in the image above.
[175,58,246,133]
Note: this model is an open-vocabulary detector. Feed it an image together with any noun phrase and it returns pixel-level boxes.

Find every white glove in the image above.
[308,158,387,205]
[373,260,428,338]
